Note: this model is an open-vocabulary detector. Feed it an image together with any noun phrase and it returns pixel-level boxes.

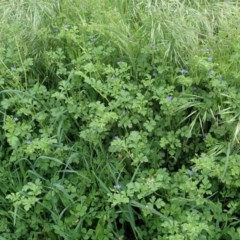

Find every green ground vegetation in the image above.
[1,0,240,239]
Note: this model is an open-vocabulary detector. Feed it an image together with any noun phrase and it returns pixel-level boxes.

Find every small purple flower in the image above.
[187,169,197,176]
[89,36,96,42]
[151,44,156,49]
[193,85,198,91]
[62,23,70,29]
[114,136,119,140]
[114,183,121,190]
[181,227,187,233]
[10,66,16,71]
[205,47,210,52]
[207,70,213,75]
[207,56,213,62]
[152,71,157,77]
[117,61,121,66]
[167,95,173,101]
[218,76,223,81]
[122,109,127,115]
[26,140,31,144]
[179,69,188,75]
[13,117,19,122]
[110,76,115,81]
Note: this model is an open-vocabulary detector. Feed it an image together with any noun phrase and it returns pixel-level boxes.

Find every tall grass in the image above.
[0,0,58,38]
[55,0,240,66]
[1,0,240,66]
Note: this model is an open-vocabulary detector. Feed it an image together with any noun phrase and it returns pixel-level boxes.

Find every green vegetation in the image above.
[1,0,240,239]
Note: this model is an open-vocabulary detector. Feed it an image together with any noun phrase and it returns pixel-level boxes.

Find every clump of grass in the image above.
[56,0,240,67]
[1,0,240,72]
[0,0,58,39]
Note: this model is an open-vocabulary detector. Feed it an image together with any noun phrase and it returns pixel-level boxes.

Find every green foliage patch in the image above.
[1,0,240,239]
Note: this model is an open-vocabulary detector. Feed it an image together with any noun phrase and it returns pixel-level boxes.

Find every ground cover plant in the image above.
[1,0,240,239]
